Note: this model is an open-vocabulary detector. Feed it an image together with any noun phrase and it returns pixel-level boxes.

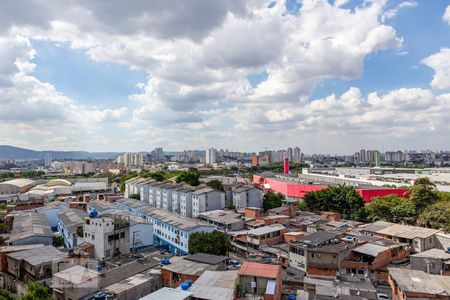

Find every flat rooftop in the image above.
[161,256,220,276]
[189,270,238,300]
[388,267,450,295]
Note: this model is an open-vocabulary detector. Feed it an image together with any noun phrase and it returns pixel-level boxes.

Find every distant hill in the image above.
[0,145,123,160]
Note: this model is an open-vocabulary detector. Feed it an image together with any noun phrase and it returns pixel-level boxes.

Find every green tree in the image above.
[129,193,140,200]
[417,200,450,231]
[0,288,18,300]
[0,223,7,234]
[188,231,231,256]
[52,236,64,247]
[176,171,200,186]
[22,282,51,300]
[408,177,438,212]
[206,180,224,191]
[304,185,365,220]
[365,195,417,225]
[263,191,284,211]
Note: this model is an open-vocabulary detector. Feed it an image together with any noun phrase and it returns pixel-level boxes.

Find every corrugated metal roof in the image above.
[377,224,439,239]
[0,178,35,188]
[140,287,192,300]
[189,270,238,300]
[388,268,450,295]
[8,245,66,266]
[247,224,285,236]
[353,243,389,257]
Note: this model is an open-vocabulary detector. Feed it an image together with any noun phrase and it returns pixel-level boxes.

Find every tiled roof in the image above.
[238,262,280,279]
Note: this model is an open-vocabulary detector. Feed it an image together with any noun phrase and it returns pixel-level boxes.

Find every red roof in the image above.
[238,262,280,279]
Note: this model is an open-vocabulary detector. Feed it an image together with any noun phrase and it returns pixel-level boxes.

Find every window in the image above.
[92,235,95,240]
[120,232,125,238]
[311,253,315,258]
[86,220,90,225]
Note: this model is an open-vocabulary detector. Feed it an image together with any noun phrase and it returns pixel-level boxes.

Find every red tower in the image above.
[283,157,289,174]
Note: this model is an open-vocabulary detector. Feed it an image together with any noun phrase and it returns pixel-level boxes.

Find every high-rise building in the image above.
[360,149,366,162]
[44,153,52,167]
[287,147,293,162]
[293,147,301,162]
[205,148,217,165]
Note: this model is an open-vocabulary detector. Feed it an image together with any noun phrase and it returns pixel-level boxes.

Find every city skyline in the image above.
[0,1,449,153]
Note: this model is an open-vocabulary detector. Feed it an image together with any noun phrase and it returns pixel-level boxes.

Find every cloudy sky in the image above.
[0,0,449,154]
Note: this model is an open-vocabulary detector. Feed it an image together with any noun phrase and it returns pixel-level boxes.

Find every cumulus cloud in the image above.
[0,0,447,151]
[444,5,450,25]
[422,48,450,90]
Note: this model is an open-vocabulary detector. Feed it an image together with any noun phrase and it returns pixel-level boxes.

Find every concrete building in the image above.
[3,245,67,295]
[82,214,130,260]
[57,208,88,249]
[8,212,54,246]
[102,271,161,300]
[192,187,225,218]
[179,186,195,218]
[161,183,177,211]
[171,185,195,215]
[231,185,262,209]
[205,148,217,165]
[237,262,282,300]
[139,179,157,204]
[197,210,245,231]
[87,200,119,215]
[161,255,223,288]
[243,224,288,248]
[109,210,154,251]
[362,221,440,253]
[410,248,450,275]
[0,178,35,195]
[188,270,238,300]
[341,240,410,282]
[388,268,450,300]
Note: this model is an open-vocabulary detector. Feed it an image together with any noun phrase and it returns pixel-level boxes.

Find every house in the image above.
[388,267,450,300]
[244,224,288,248]
[198,210,245,231]
[8,211,54,246]
[82,213,130,260]
[244,207,266,220]
[140,287,192,300]
[255,215,290,226]
[236,262,282,300]
[188,270,238,300]
[410,248,450,275]
[57,208,87,249]
[161,256,222,288]
[3,245,67,295]
[232,185,262,209]
[361,221,440,253]
[340,240,410,282]
[192,187,225,218]
[289,231,354,277]
[0,244,45,273]
[102,271,161,300]
[184,253,228,271]
[303,276,378,299]
[51,265,100,300]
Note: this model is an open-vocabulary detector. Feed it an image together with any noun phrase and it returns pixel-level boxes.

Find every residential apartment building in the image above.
[171,185,195,215]
[192,187,225,218]
[82,214,130,260]
[231,185,262,209]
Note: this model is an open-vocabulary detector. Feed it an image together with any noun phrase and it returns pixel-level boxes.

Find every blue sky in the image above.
[0,0,449,152]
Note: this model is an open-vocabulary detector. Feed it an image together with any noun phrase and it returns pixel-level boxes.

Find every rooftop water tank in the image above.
[181,282,190,291]
[288,294,296,300]
[96,263,102,272]
[94,292,105,300]
[90,209,98,218]
[161,257,170,265]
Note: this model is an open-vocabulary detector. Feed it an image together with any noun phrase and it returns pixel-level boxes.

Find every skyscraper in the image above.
[205,148,217,165]
[44,153,52,167]
[293,147,301,162]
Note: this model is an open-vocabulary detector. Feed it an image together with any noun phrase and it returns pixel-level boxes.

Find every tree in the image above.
[0,223,7,234]
[129,193,140,200]
[206,180,224,191]
[408,177,438,212]
[0,288,18,300]
[263,191,284,210]
[304,185,365,220]
[22,282,51,300]
[188,231,231,256]
[365,195,417,225]
[417,200,450,231]
[176,171,200,186]
[52,236,64,247]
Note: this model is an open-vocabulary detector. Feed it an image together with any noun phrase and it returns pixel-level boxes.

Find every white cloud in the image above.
[382,1,417,22]
[443,5,450,25]
[422,48,450,90]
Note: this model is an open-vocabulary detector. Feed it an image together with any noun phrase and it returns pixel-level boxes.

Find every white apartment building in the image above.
[161,183,176,211]
[172,185,195,215]
[139,179,156,204]
[192,188,225,218]
[232,185,263,209]
[82,214,130,260]
[148,182,164,207]
[205,148,217,165]
[124,177,147,198]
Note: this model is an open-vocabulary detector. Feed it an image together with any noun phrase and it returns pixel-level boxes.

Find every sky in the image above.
[0,0,449,154]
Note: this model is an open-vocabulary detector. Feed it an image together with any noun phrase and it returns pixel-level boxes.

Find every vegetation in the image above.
[417,200,450,231]
[188,231,231,256]
[22,282,51,300]
[176,171,201,186]
[303,185,365,220]
[364,178,450,231]
[263,191,284,211]
[0,289,18,300]
[408,177,438,213]
[0,172,14,180]
[0,223,7,234]
[206,179,225,191]
[365,195,417,225]
[297,201,308,211]
[20,170,45,179]
[52,236,64,247]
